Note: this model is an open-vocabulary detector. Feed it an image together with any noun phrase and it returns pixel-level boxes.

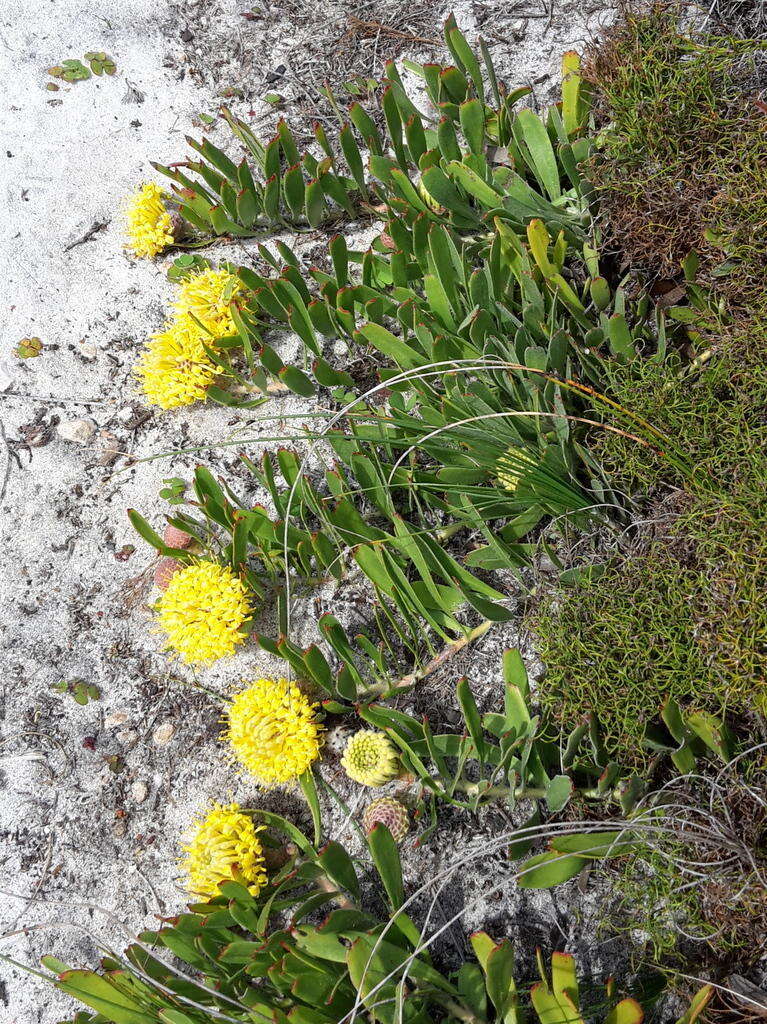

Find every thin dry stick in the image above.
[366,618,494,697]
[345,15,441,47]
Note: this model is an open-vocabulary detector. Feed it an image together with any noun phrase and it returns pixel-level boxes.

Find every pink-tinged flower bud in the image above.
[154,556,182,590]
[362,797,409,843]
[163,524,192,548]
[168,211,187,241]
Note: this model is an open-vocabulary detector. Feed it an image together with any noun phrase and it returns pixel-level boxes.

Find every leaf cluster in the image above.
[42,811,713,1024]
[132,29,694,693]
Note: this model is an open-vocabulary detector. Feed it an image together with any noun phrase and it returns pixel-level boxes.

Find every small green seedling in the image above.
[47,59,91,82]
[84,51,117,76]
[52,679,101,705]
[47,53,116,84]
[159,477,187,505]
[167,254,211,283]
[14,337,43,358]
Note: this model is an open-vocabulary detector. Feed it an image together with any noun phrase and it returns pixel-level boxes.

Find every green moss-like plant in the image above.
[533,7,767,761]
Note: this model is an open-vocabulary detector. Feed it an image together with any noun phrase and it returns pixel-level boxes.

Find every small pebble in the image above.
[131,780,149,804]
[153,721,175,746]
[57,418,96,444]
[510,18,527,41]
[104,711,128,729]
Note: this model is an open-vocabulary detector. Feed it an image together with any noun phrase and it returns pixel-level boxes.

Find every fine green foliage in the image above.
[41,811,713,1024]
[533,547,729,761]
[589,352,767,712]
[584,3,767,314]
[533,8,767,758]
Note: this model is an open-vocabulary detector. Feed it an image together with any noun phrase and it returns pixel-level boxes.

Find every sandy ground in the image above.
[0,0,617,1019]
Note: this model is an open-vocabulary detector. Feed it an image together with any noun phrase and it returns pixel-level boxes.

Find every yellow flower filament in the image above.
[225,678,322,785]
[181,802,267,898]
[156,561,253,664]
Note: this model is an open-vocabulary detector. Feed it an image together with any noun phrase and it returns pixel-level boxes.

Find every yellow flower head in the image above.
[181,802,267,899]
[496,448,536,493]
[174,268,244,338]
[225,678,322,785]
[156,561,253,664]
[135,313,217,409]
[341,730,400,787]
[125,182,175,259]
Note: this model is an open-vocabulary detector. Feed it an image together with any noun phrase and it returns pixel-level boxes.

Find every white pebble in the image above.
[131,780,149,803]
[57,418,96,444]
[152,721,175,746]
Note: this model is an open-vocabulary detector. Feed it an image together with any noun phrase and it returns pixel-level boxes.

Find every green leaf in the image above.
[551,952,580,1013]
[305,178,326,227]
[55,972,147,1024]
[340,121,367,195]
[685,712,733,762]
[516,108,561,200]
[605,999,645,1024]
[502,649,530,697]
[457,962,488,1019]
[589,276,612,310]
[517,850,584,889]
[318,841,361,903]
[530,980,583,1024]
[447,160,501,208]
[673,986,714,1024]
[456,677,486,765]
[459,98,485,155]
[561,51,586,138]
[349,101,383,154]
[527,218,555,276]
[355,323,422,368]
[367,824,404,910]
[127,509,175,556]
[159,1011,197,1024]
[279,365,316,397]
[486,940,520,1022]
[298,770,322,846]
[545,775,573,813]
[607,313,636,359]
[448,26,485,104]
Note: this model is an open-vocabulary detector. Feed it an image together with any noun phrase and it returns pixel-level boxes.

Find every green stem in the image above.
[449,778,611,804]
[363,619,494,699]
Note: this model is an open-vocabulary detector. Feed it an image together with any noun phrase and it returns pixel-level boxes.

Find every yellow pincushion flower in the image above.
[341,730,400,787]
[225,678,322,785]
[135,313,218,409]
[181,802,267,898]
[496,448,536,492]
[125,182,176,259]
[174,268,244,337]
[156,561,253,664]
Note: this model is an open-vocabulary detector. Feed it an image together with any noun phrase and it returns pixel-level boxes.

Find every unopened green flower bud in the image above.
[342,730,399,787]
